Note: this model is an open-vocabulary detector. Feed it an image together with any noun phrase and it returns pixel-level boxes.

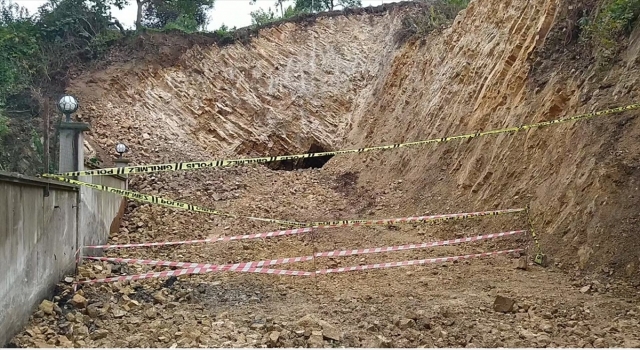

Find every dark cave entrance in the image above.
[268,143,334,171]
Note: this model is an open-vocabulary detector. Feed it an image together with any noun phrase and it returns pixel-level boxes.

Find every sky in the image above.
[15,0,392,31]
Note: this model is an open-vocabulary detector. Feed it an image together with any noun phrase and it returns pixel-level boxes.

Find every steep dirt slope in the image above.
[10,0,640,348]
[72,5,410,165]
[332,0,640,279]
[72,0,640,279]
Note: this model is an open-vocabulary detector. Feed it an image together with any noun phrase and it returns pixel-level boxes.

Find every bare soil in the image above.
[9,0,640,347]
[10,167,640,348]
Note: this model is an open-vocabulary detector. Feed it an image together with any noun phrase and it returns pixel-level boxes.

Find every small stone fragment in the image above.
[493,296,516,313]
[376,335,392,348]
[308,331,324,348]
[71,293,88,308]
[39,300,54,315]
[318,321,341,341]
[580,285,591,293]
[112,308,127,318]
[56,335,73,347]
[86,305,99,318]
[268,331,280,346]
[516,257,528,270]
[296,314,319,328]
[73,325,90,337]
[250,321,265,330]
[92,329,109,340]
[398,318,416,330]
[145,307,157,318]
[153,291,167,304]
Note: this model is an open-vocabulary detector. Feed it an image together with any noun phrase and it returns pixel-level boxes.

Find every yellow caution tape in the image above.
[45,175,307,227]
[47,103,640,177]
[308,208,525,227]
[44,175,525,228]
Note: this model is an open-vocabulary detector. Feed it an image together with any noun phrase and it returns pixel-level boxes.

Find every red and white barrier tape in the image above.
[82,209,524,250]
[83,227,314,249]
[81,231,524,283]
[316,249,524,274]
[315,230,525,257]
[85,255,315,271]
[75,248,522,284]
[75,265,313,284]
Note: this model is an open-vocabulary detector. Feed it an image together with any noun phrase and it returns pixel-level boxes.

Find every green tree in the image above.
[292,0,361,12]
[140,0,215,31]
[0,0,41,103]
[580,0,640,65]
[283,5,299,18]
[249,6,276,25]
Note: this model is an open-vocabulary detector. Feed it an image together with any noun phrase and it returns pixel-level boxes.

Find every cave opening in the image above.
[268,143,334,171]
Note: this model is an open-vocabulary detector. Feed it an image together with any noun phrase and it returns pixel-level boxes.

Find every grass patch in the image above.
[394,0,470,46]
[579,0,640,66]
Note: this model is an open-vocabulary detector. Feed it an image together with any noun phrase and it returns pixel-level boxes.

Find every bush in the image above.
[394,0,470,45]
[88,28,124,58]
[0,115,8,138]
[580,0,640,65]
[163,13,199,33]
[0,114,9,169]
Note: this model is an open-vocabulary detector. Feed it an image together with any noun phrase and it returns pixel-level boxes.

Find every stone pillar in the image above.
[114,158,130,190]
[58,122,90,174]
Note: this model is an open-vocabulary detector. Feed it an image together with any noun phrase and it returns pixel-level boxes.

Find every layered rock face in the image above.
[70,0,639,280]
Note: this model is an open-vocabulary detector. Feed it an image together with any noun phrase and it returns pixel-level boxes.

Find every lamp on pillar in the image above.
[57,95,90,175]
[58,95,79,122]
[115,143,128,159]
[114,143,130,186]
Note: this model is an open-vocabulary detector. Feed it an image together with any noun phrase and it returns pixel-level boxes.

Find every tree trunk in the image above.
[136,0,144,30]
[112,19,126,34]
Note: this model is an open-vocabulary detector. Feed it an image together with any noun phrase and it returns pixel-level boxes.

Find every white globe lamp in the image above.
[116,143,128,158]
[58,95,79,122]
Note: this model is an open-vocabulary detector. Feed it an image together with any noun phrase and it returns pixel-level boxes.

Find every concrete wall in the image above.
[78,174,127,256]
[0,172,126,346]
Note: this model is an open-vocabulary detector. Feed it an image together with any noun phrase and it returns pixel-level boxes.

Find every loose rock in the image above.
[493,296,516,313]
[38,300,54,315]
[71,293,88,308]
[268,331,280,346]
[318,320,341,341]
[308,330,324,348]
[398,318,415,330]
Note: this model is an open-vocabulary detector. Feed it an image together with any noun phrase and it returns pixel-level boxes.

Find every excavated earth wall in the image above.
[73,0,639,279]
[10,0,640,348]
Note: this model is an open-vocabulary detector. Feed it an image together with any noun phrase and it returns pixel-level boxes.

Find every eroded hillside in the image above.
[11,0,640,348]
[72,0,640,279]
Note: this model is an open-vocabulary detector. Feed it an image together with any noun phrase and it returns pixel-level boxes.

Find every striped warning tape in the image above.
[314,230,525,257]
[85,230,524,269]
[75,248,523,284]
[84,227,314,249]
[85,255,315,270]
[316,248,524,274]
[75,265,313,284]
[82,209,524,250]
